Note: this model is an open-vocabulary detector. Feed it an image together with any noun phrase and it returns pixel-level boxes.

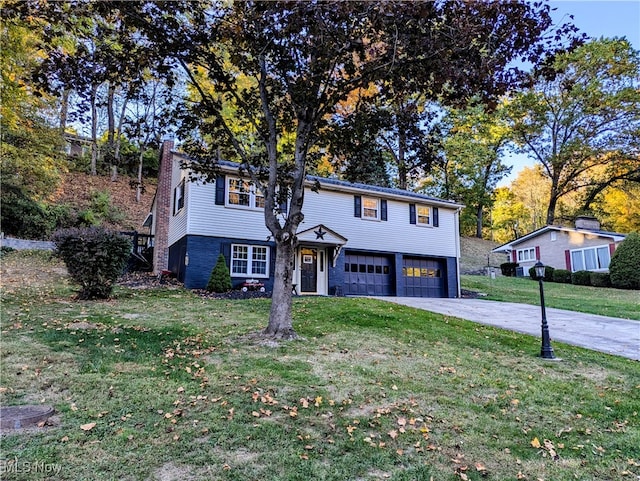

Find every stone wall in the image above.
[0,236,55,250]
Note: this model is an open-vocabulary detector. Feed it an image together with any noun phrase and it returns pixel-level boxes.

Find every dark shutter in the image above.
[215,175,225,205]
[409,204,416,224]
[564,250,571,270]
[433,207,439,227]
[354,195,362,217]
[381,199,387,221]
[221,243,231,265]
[172,187,177,215]
[535,245,540,260]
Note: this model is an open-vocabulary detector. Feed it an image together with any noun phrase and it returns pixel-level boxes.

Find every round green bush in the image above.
[571,270,592,286]
[52,227,131,299]
[589,272,611,288]
[609,232,640,290]
[552,269,572,284]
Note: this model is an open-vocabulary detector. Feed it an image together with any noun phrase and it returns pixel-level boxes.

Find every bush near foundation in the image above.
[590,272,611,288]
[609,232,640,290]
[552,269,572,284]
[207,253,232,293]
[571,270,592,286]
[52,227,131,299]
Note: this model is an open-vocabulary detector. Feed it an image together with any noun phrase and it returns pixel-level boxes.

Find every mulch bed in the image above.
[119,272,480,300]
[118,271,272,299]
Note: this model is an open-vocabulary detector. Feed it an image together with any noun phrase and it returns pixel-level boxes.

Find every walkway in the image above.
[381,297,640,361]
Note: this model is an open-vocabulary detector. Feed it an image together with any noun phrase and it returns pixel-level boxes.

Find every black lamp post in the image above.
[534,261,556,359]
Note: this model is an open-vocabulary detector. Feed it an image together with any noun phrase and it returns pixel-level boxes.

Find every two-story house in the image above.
[492,216,627,276]
[145,141,463,298]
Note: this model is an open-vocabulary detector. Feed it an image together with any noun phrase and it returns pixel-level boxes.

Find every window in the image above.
[362,197,379,220]
[417,206,431,226]
[550,231,557,242]
[227,178,264,209]
[231,245,269,277]
[517,247,536,262]
[570,246,610,272]
[173,179,185,215]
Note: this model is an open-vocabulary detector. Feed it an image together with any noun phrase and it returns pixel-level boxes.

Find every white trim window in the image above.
[231,244,269,277]
[571,245,610,272]
[517,247,536,262]
[173,179,185,215]
[227,178,264,210]
[362,196,379,220]
[416,205,431,226]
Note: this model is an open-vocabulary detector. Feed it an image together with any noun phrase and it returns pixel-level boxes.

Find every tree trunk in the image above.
[263,236,297,339]
[90,83,99,176]
[476,206,483,238]
[59,88,70,133]
[136,145,146,203]
[397,128,407,190]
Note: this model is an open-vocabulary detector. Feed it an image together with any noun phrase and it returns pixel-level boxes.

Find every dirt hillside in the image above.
[459,236,506,275]
[51,172,157,232]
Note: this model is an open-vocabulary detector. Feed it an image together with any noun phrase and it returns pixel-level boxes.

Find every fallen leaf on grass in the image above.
[80,422,96,431]
[531,437,541,448]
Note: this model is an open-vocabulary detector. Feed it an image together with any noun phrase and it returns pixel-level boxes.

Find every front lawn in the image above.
[462,274,640,320]
[1,252,638,480]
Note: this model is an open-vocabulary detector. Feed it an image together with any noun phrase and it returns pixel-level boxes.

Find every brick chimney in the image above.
[153,140,174,274]
[575,216,601,231]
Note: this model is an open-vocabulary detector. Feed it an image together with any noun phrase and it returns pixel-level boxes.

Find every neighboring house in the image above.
[492,216,627,276]
[145,141,463,298]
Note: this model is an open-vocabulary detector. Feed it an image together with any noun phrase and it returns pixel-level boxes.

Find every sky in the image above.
[498,0,640,186]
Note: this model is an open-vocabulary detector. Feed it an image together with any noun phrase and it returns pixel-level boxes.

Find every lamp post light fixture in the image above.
[534,261,556,360]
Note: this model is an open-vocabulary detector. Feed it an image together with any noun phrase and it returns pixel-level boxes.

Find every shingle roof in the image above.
[174,150,463,208]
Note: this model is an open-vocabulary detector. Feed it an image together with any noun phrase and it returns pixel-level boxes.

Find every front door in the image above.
[300,248,317,293]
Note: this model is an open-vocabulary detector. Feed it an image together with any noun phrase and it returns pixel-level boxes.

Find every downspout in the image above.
[454,207,462,298]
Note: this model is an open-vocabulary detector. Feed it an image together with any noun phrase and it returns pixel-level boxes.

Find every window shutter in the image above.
[433,207,439,227]
[564,250,571,270]
[222,243,231,265]
[535,246,540,260]
[609,243,616,256]
[381,200,387,221]
[215,175,226,205]
[512,250,517,263]
[172,187,177,215]
[409,204,416,224]
[354,195,361,217]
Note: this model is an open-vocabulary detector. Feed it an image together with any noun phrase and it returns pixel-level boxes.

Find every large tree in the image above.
[423,101,513,238]
[509,38,640,225]
[20,0,579,338]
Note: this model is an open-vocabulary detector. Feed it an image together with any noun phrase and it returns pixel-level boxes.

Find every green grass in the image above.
[462,274,640,320]
[0,253,639,480]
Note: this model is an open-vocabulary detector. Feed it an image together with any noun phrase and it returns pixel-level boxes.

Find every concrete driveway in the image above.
[380,297,640,361]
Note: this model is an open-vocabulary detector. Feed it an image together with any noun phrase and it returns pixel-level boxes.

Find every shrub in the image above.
[500,262,518,277]
[552,269,572,284]
[609,232,640,290]
[590,272,611,288]
[52,227,131,299]
[207,253,232,292]
[571,270,592,286]
[528,265,554,281]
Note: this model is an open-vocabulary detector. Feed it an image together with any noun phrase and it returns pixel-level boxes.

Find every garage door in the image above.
[344,254,393,296]
[402,257,445,297]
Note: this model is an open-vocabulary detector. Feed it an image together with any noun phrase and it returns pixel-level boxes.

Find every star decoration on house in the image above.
[314,227,326,240]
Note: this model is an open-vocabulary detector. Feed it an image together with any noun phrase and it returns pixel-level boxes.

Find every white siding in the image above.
[180,177,459,257]
[186,179,272,240]
[167,158,189,246]
[302,189,459,257]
